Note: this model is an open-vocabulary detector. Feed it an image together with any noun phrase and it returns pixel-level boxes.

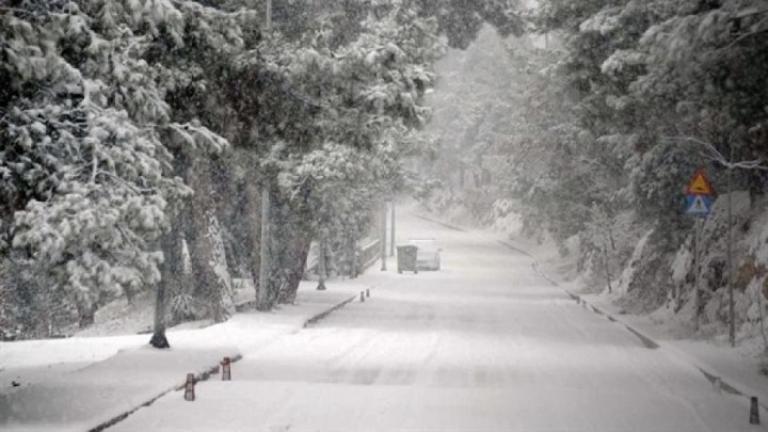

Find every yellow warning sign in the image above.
[685,170,715,196]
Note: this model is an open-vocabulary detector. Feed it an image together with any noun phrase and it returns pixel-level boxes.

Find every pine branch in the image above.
[666,135,768,171]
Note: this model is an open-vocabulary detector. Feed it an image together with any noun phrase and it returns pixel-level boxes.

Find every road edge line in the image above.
[89,293,361,432]
[303,295,358,328]
[87,353,243,432]
[528,250,768,414]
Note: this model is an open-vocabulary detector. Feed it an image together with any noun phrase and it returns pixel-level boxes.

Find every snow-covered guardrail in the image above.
[305,237,381,278]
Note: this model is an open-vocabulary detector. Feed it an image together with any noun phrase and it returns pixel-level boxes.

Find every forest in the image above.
[0,0,523,344]
[422,0,768,350]
[2,0,768,353]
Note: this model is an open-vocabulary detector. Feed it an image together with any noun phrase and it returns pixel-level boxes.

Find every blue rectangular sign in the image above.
[685,194,713,217]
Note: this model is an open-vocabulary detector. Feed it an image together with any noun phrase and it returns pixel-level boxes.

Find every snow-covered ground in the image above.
[0,279,370,431]
[496,217,768,416]
[105,210,766,431]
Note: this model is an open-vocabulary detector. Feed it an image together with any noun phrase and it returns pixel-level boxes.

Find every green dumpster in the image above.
[397,245,418,274]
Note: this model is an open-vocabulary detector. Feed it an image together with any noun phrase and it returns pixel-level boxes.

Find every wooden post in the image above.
[221,357,231,381]
[184,373,196,401]
[750,396,760,425]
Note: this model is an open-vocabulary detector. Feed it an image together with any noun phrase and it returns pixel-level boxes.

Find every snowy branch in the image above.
[665,136,768,171]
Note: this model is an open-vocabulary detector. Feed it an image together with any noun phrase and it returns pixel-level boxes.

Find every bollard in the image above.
[221,357,231,381]
[750,396,760,425]
[366,289,370,298]
[184,373,196,401]
[713,377,721,394]
[360,291,365,302]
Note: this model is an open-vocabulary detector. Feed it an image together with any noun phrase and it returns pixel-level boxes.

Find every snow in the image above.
[2,208,767,431]
[672,241,693,285]
[0,279,369,431]
[106,210,765,431]
[614,228,654,297]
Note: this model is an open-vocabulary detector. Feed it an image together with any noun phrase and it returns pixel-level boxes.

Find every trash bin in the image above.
[397,245,418,274]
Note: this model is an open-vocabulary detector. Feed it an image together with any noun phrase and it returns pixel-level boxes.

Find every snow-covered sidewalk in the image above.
[0,278,378,432]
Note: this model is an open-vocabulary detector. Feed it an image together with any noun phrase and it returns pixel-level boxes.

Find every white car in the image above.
[409,238,441,271]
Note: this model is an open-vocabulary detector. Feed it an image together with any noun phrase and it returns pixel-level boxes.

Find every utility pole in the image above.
[257,185,271,310]
[348,232,357,278]
[693,218,701,329]
[381,203,387,271]
[266,0,272,31]
[256,0,273,310]
[389,202,396,256]
[727,146,735,347]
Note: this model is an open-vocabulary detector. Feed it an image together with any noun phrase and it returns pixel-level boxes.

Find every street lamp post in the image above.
[390,202,396,257]
[266,0,272,30]
[381,203,387,271]
[727,147,735,347]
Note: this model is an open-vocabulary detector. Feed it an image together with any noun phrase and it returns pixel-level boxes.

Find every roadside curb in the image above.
[415,211,768,417]
[303,295,358,328]
[562,287,768,413]
[414,214,467,232]
[525,250,768,415]
[498,240,533,258]
[88,354,243,432]
[88,293,364,432]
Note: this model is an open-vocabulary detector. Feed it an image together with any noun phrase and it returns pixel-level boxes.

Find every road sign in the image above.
[685,170,715,196]
[685,194,713,217]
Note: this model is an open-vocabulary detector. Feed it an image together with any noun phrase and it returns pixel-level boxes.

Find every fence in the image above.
[305,236,381,279]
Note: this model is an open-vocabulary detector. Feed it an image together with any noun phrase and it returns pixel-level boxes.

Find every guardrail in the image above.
[305,237,381,279]
[357,238,381,272]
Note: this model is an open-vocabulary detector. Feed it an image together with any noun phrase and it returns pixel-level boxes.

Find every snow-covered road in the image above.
[113,213,763,431]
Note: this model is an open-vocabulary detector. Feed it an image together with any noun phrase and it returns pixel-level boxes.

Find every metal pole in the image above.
[727,160,735,347]
[380,204,387,271]
[693,218,701,330]
[349,233,357,278]
[257,185,271,310]
[259,2,274,305]
[693,219,698,328]
[266,0,272,30]
[389,202,396,256]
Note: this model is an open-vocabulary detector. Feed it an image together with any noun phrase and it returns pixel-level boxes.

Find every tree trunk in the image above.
[276,226,312,304]
[256,184,273,311]
[317,236,327,291]
[185,156,233,323]
[210,155,249,278]
[77,302,97,329]
[265,192,306,305]
[150,212,183,349]
[241,162,263,301]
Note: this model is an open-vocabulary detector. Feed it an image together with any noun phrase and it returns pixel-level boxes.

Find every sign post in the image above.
[684,169,715,329]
